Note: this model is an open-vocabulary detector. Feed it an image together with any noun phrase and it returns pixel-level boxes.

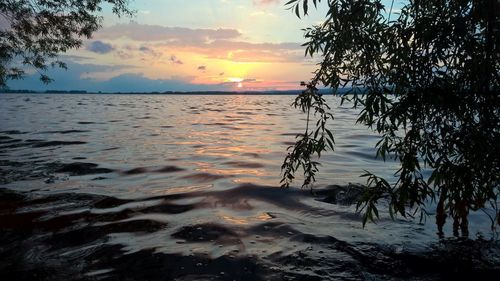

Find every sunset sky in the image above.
[8,0,398,92]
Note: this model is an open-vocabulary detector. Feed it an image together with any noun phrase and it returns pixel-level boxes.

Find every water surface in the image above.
[0,94,498,280]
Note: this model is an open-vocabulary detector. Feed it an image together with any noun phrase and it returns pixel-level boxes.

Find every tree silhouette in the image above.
[0,0,133,87]
[281,0,499,236]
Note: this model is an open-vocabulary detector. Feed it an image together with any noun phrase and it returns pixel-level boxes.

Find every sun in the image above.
[227,77,244,89]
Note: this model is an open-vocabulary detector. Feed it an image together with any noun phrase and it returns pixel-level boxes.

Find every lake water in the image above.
[0,94,498,280]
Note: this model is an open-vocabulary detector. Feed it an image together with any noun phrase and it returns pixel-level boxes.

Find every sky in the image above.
[7,0,398,92]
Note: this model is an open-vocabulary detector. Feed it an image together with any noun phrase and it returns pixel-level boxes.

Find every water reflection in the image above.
[0,94,498,280]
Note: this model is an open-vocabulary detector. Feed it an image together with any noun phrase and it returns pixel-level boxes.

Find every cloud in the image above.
[5,59,302,91]
[136,40,305,63]
[242,78,257,83]
[59,54,93,62]
[138,45,162,58]
[92,23,308,64]
[95,23,241,43]
[86,41,114,54]
[170,55,183,65]
[6,60,135,90]
[187,40,305,63]
[6,61,267,92]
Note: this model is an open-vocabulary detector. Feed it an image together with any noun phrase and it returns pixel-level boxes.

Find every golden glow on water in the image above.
[221,215,249,225]
[220,212,274,225]
[196,167,267,177]
[195,146,272,158]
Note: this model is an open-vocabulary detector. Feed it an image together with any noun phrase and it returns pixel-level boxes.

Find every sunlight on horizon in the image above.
[7,0,331,92]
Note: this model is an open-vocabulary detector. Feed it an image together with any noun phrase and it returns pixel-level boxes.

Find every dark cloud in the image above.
[242,78,257,83]
[87,41,114,54]
[95,23,241,43]
[218,78,259,88]
[138,45,162,58]
[170,55,183,65]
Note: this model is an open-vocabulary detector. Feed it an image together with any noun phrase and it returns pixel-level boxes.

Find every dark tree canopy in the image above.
[281,0,499,236]
[0,0,133,87]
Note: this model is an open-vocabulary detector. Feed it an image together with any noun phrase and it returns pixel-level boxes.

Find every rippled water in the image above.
[0,94,498,280]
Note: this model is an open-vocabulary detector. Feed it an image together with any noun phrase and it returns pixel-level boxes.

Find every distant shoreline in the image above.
[0,88,346,95]
[0,91,300,95]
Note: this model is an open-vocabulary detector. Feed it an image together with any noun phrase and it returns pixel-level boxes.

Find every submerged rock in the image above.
[316,184,365,205]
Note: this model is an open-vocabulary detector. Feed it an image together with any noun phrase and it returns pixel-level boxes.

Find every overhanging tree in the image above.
[281,0,499,236]
[0,0,133,87]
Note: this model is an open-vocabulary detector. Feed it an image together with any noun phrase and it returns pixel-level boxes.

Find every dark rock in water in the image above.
[44,175,59,184]
[316,184,365,205]
[55,162,114,176]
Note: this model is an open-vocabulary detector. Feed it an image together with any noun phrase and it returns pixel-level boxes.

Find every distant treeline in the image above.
[1,89,88,94]
[0,88,353,95]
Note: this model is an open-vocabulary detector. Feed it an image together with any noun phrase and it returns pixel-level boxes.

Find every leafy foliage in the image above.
[0,0,133,87]
[281,82,335,190]
[282,0,500,236]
